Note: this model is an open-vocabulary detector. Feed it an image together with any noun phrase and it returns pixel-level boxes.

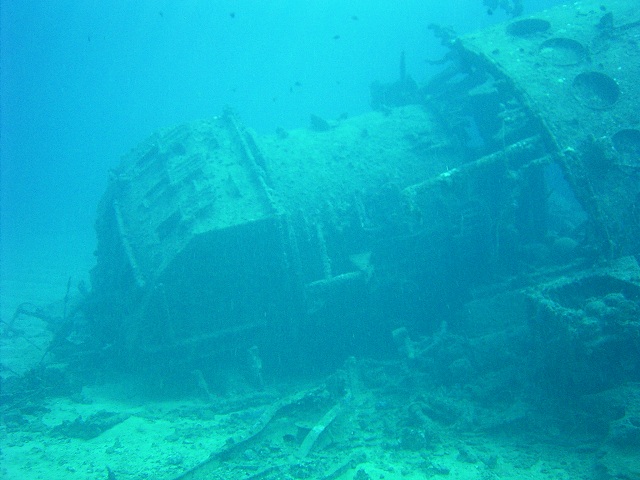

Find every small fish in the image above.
[351,15,359,21]
[332,34,340,40]
[289,82,302,93]
[229,12,235,18]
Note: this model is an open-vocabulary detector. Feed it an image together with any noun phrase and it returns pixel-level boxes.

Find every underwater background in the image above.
[2,1,640,479]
